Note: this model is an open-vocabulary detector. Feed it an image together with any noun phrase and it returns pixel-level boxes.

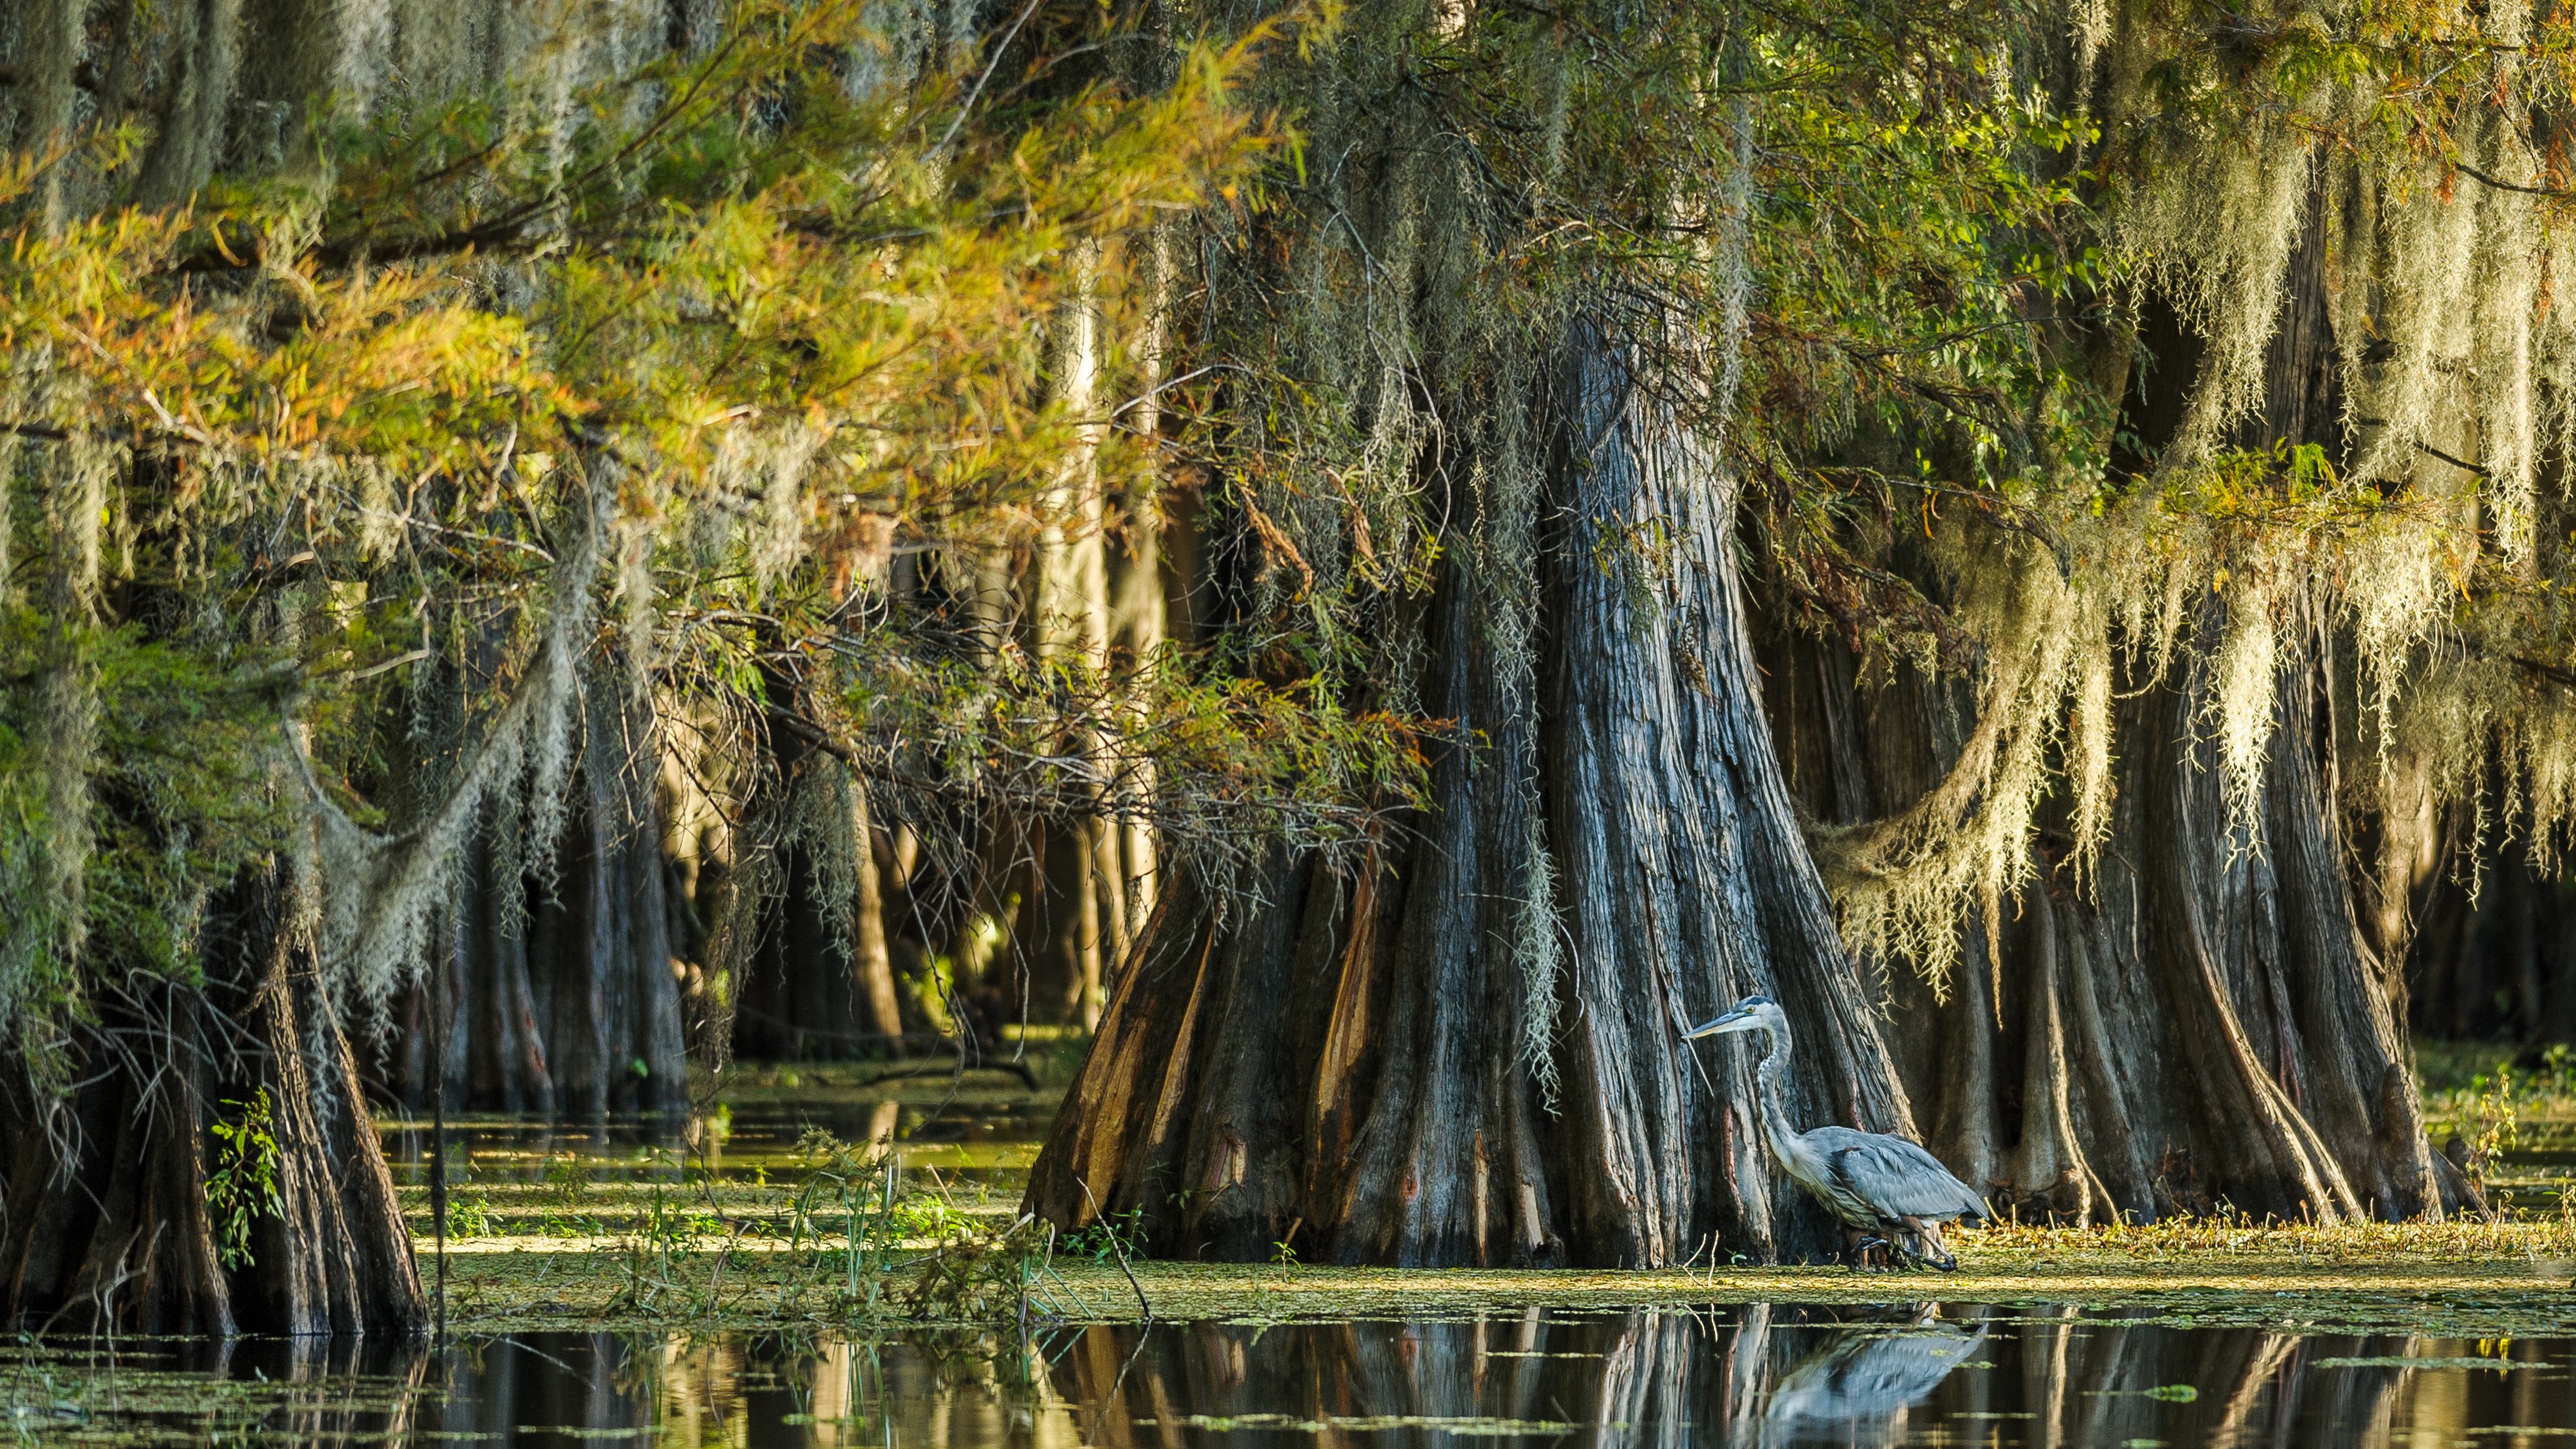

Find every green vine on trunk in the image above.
[205,1088,283,1271]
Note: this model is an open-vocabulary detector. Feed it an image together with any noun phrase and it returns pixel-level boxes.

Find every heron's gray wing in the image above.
[1806,1127,1991,1223]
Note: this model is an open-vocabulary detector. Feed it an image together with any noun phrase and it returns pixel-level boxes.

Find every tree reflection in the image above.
[154,1303,2553,1446]
[1044,1305,2552,1449]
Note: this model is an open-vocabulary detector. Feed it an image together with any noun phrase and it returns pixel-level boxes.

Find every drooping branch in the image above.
[286,470,612,1009]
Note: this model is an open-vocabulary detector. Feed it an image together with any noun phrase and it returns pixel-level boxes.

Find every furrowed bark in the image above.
[1023,452,1572,1265]
[1026,313,1919,1265]
[0,852,424,1337]
[1548,317,1914,1265]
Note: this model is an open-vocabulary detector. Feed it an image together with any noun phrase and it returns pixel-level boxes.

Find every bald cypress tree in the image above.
[0,0,1276,1329]
[1031,0,2576,1260]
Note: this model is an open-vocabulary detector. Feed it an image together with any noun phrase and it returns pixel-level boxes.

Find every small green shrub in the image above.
[445,1192,496,1238]
[205,1088,284,1270]
[1062,1206,1150,1265]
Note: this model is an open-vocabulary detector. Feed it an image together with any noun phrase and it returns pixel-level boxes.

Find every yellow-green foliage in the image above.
[1792,0,2576,986]
[0,2,1390,1063]
[11,0,2576,1054]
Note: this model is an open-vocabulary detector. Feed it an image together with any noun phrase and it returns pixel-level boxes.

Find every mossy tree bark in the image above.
[1024,316,1917,1266]
[1777,600,2461,1227]
[1766,175,2462,1224]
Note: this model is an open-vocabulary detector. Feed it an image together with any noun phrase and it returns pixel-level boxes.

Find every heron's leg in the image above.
[1884,1216,1915,1269]
[1844,1227,1886,1271]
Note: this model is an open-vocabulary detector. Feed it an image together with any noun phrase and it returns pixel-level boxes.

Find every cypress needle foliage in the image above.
[0,1,1421,1090]
[7,0,2576,1236]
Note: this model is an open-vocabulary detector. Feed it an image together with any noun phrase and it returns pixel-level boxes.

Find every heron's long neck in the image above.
[1752,1022,1802,1159]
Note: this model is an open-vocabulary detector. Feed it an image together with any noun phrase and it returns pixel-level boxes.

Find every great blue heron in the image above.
[1687,994,1990,1269]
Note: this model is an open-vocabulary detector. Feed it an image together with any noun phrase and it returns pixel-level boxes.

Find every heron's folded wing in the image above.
[1810,1128,1992,1222]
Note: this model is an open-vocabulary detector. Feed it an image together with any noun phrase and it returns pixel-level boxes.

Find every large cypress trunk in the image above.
[1020,374,1577,1264]
[1545,320,1915,1264]
[1023,315,1915,1266]
[1818,619,2451,1223]
[1018,471,1544,1263]
[1024,0,1916,1265]
[2086,610,2443,1222]
[0,854,424,1336]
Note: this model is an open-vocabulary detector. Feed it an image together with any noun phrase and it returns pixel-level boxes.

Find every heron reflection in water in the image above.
[1763,1312,1988,1446]
[1687,995,1990,1269]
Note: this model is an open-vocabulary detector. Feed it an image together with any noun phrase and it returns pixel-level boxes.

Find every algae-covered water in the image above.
[14,1307,2576,1446]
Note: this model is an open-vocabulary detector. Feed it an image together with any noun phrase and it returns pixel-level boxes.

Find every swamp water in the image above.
[10,1307,2576,1447]
[18,1072,2576,1446]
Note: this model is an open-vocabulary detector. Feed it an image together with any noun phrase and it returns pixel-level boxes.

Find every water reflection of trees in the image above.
[378,1307,2573,1447]
[420,1328,1080,1448]
[0,1335,432,1445]
[1045,1306,2512,1448]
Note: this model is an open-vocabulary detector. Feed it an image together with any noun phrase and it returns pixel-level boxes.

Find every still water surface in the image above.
[17,1306,2576,1447]
[27,1079,2576,1444]
[380,1092,1054,1193]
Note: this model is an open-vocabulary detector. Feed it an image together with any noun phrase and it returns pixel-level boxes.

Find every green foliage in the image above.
[0,0,1429,1066]
[204,1088,283,1271]
[2145,1384,2200,1403]
[1062,1206,1151,1265]
[444,1191,497,1240]
[901,1216,1054,1322]
[10,0,2576,1122]
[817,631,1431,872]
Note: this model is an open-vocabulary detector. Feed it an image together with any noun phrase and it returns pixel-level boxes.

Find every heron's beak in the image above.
[1684,1007,1755,1039]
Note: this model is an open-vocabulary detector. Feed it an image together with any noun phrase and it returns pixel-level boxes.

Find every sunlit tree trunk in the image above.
[1103,230,1175,988]
[1032,243,1117,1030]
[1025,311,1917,1264]
[1546,319,1916,1264]
[1026,5,1914,1265]
[850,784,908,1050]
[1024,397,1570,1262]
